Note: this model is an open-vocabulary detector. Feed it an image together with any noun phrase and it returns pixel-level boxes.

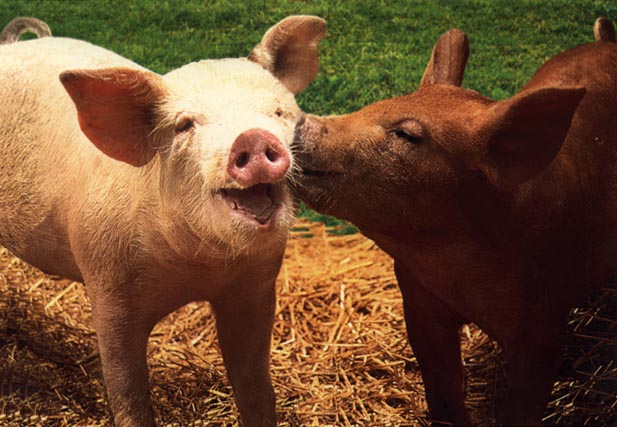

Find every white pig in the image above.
[0,15,326,427]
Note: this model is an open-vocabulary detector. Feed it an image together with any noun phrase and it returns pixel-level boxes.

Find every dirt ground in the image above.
[0,221,615,426]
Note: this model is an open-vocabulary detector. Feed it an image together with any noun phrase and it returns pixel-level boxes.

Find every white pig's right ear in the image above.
[249,15,326,94]
[60,67,167,167]
[420,29,469,87]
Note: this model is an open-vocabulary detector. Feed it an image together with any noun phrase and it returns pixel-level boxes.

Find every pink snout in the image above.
[228,128,291,187]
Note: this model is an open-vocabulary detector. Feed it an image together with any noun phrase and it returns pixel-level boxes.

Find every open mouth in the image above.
[219,183,283,226]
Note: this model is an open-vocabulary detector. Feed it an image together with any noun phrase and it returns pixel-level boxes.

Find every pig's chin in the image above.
[291,168,344,216]
[217,183,287,229]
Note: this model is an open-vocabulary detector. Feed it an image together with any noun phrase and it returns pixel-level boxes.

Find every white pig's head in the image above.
[60,16,326,259]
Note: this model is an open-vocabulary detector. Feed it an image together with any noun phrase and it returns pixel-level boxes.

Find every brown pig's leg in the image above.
[212,278,277,427]
[395,261,471,426]
[499,316,568,426]
[87,283,156,427]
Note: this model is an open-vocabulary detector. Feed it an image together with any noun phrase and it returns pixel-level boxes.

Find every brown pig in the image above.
[0,15,326,427]
[293,18,617,426]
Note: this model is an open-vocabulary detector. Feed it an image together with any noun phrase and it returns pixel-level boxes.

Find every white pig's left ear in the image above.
[249,15,326,94]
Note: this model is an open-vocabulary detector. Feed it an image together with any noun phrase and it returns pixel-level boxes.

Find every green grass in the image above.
[2,0,615,232]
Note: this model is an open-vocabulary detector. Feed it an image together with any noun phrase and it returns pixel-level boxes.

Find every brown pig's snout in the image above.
[293,115,343,172]
[293,114,328,150]
[228,128,290,187]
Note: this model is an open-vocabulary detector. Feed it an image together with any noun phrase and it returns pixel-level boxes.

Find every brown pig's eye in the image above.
[394,129,422,144]
[175,113,195,133]
[393,119,424,144]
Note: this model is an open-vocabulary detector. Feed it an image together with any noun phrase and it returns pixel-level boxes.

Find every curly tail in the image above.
[0,17,51,45]
[594,17,616,42]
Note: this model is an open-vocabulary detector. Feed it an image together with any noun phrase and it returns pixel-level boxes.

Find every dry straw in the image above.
[1,220,615,426]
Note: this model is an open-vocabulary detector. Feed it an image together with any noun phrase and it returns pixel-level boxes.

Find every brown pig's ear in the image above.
[249,15,326,94]
[420,29,469,87]
[60,68,167,167]
[475,86,586,191]
[594,17,616,42]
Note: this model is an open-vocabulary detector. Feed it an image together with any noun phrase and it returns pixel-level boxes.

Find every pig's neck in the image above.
[123,162,229,267]
[363,180,615,325]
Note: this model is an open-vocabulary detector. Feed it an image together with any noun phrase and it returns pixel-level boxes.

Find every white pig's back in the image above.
[0,37,143,276]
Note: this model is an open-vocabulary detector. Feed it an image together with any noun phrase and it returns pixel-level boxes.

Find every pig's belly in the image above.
[0,197,83,283]
[16,235,83,283]
[1,232,83,283]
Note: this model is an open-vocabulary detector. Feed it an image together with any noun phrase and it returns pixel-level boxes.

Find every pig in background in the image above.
[0,15,325,427]
[0,17,51,44]
[294,17,617,426]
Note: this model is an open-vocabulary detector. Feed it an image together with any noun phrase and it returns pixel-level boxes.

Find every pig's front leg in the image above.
[498,312,568,426]
[211,273,277,427]
[86,278,157,427]
[394,261,471,426]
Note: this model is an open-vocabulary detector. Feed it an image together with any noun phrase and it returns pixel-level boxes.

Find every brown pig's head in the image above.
[293,30,585,239]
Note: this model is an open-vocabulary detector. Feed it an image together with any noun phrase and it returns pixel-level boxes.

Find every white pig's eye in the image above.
[175,113,195,133]
[274,107,284,117]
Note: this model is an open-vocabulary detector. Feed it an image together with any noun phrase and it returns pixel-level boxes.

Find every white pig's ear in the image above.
[249,15,326,94]
[420,29,469,87]
[474,86,586,191]
[60,67,167,167]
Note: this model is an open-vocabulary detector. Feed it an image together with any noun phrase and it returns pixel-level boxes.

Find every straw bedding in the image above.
[0,221,615,426]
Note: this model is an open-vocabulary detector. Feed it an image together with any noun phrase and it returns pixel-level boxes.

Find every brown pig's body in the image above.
[295,20,617,426]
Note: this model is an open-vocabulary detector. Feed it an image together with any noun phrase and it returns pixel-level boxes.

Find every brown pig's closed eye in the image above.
[393,119,424,144]
[394,129,422,144]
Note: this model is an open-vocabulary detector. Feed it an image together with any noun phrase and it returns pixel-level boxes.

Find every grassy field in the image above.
[3,0,616,107]
[2,0,616,227]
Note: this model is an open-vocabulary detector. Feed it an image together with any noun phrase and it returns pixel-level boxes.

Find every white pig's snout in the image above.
[227,128,291,187]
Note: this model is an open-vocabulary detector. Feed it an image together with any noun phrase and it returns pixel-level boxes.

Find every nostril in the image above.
[236,152,250,168]
[228,128,291,186]
[265,148,280,163]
